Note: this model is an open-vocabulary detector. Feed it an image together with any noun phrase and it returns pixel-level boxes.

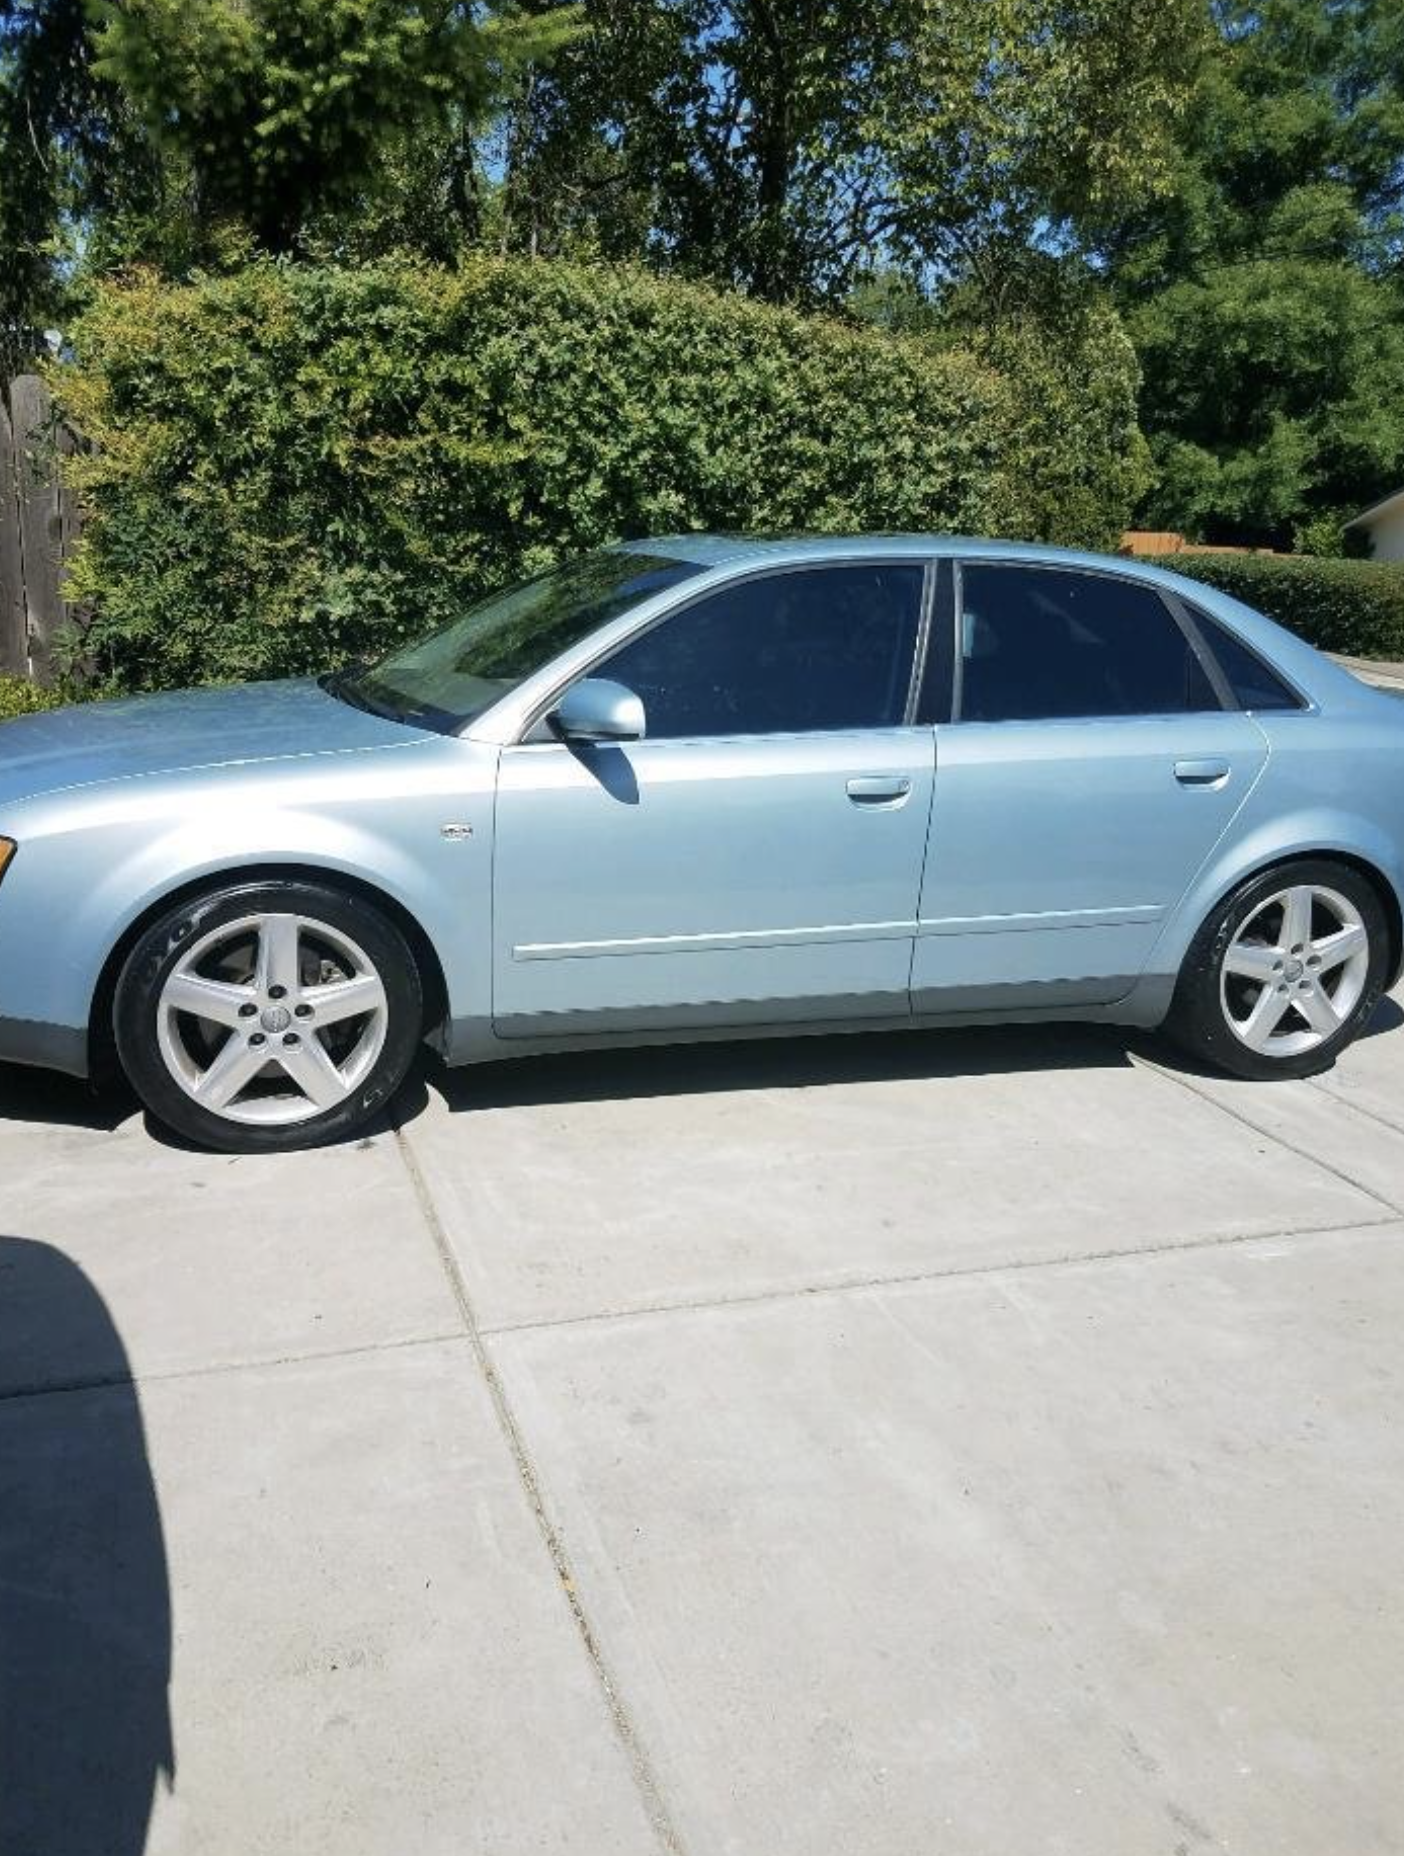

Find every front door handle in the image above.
[1174,758,1231,788]
[846,775,912,806]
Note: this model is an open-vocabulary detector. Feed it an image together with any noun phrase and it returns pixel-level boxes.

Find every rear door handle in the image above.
[846,775,912,806]
[1174,758,1231,788]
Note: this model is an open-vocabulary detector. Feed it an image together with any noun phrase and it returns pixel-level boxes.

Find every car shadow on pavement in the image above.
[420,990,1404,1116]
[1358,992,1404,1039]
[0,1062,133,1134]
[4,993,1399,1140]
[0,1057,414,1153]
[0,1237,174,1856]
[423,1017,1137,1114]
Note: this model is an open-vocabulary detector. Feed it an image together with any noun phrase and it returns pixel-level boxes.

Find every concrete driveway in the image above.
[3,996,1403,1855]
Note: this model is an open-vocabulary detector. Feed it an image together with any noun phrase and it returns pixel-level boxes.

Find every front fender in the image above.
[0,742,497,1062]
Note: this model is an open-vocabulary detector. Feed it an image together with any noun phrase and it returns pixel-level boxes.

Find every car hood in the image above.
[0,677,426,809]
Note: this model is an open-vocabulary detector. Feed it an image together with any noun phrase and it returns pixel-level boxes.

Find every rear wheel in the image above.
[115,880,423,1151]
[1166,859,1389,1080]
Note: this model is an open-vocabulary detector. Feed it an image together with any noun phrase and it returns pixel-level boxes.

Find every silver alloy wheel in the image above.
[155,912,389,1126]
[1220,882,1371,1059]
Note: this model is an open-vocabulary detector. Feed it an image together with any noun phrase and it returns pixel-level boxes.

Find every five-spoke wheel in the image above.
[116,880,422,1151]
[156,912,390,1126]
[1220,882,1372,1058]
[1170,859,1388,1080]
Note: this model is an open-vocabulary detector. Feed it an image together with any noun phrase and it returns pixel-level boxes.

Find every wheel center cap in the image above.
[261,1004,292,1033]
[1283,957,1305,983]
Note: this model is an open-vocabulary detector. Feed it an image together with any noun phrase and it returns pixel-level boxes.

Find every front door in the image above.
[492,561,936,1037]
[911,562,1270,1012]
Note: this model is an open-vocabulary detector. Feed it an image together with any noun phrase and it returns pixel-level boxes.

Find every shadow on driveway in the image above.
[1,992,1400,1135]
[0,1237,173,1856]
[0,1062,131,1134]
[420,991,1403,1115]
[429,1017,1136,1114]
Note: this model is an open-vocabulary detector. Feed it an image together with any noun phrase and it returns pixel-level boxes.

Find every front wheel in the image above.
[1166,859,1389,1080]
[115,880,423,1151]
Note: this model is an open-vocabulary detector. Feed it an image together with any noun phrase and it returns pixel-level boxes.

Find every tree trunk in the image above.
[747,0,794,302]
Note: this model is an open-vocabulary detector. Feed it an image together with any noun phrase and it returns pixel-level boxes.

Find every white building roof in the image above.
[1346,487,1404,529]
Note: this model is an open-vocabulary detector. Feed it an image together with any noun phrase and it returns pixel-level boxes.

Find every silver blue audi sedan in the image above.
[0,533,1400,1151]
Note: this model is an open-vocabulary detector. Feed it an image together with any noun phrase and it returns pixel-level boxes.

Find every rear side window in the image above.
[596,563,925,738]
[1189,608,1305,712]
[956,565,1220,723]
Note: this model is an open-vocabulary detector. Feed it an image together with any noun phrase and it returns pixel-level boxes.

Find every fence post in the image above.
[0,389,26,677]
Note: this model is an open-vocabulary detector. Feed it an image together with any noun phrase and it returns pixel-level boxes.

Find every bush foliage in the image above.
[0,675,64,721]
[57,258,1147,690]
[1161,552,1404,661]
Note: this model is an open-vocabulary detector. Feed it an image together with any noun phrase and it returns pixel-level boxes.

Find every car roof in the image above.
[617,531,1158,576]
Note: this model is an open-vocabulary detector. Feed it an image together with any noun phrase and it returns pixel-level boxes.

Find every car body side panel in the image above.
[911,711,1271,1009]
[490,729,936,1035]
[1140,710,1404,985]
[0,736,500,1073]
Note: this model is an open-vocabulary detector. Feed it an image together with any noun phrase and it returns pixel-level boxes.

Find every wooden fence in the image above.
[0,375,83,684]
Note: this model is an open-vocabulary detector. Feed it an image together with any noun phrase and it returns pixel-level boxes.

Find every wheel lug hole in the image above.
[249,1032,266,1047]
[268,984,288,1001]
[283,1032,300,1047]
[294,1003,313,1018]
[239,1002,257,1017]
[1290,944,1304,956]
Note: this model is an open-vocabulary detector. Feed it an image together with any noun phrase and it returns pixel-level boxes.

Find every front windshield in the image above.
[337,550,702,730]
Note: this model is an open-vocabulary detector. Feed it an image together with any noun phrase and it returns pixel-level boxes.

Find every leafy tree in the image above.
[0,0,165,372]
[5,0,1206,336]
[1109,0,1404,547]
[92,0,578,252]
[497,0,1206,303]
[0,0,578,361]
[1126,256,1404,546]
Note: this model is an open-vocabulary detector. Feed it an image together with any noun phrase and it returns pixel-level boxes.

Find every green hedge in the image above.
[56,258,1147,691]
[0,675,63,721]
[1157,553,1404,660]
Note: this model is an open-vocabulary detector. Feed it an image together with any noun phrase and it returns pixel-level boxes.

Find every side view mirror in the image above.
[551,677,646,744]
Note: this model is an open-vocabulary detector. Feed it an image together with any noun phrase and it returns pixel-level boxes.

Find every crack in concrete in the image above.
[391,1119,690,1856]
[478,1210,1402,1340]
[1131,1051,1404,1218]
[1303,1072,1404,1140]
[0,1328,469,1406]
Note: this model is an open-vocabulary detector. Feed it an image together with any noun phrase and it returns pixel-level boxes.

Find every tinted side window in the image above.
[957,566,1220,722]
[1189,608,1305,711]
[597,564,925,738]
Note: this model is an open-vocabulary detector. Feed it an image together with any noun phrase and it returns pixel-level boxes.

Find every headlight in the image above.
[0,838,15,884]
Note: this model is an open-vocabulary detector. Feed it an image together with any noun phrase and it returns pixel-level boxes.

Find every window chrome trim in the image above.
[1161,590,1236,709]
[951,557,967,722]
[901,561,938,727]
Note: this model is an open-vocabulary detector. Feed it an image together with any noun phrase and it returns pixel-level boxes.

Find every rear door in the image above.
[911,561,1269,1012]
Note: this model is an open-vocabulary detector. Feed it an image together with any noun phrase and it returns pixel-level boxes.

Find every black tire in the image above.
[1165,858,1389,1080]
[114,879,423,1152]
